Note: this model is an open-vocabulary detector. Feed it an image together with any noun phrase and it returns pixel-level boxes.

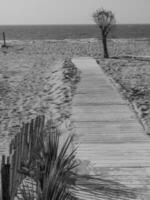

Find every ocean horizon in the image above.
[0,24,150,40]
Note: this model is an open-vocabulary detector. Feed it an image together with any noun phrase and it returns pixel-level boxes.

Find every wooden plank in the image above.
[28,119,34,162]
[1,155,10,200]
[73,105,137,122]
[1,115,47,199]
[72,57,150,198]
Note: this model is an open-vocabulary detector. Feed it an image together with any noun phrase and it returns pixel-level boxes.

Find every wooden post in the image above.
[3,32,6,47]
[1,155,10,200]
[2,32,7,48]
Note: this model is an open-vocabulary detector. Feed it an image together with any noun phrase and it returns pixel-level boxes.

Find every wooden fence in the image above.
[0,115,139,200]
[1,115,58,200]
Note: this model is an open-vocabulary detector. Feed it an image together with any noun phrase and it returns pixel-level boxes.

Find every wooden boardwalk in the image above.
[72,57,150,199]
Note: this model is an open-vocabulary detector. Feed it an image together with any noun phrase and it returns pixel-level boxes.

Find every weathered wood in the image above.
[2,32,7,48]
[21,123,25,159]
[72,57,150,198]
[1,115,49,199]
[11,150,16,199]
[1,155,10,200]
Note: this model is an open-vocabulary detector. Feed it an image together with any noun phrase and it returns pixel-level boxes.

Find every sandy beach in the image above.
[0,38,149,159]
[0,37,150,199]
[1,38,150,155]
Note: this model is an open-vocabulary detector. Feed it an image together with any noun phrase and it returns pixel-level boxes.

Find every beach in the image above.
[0,38,150,156]
[0,37,150,199]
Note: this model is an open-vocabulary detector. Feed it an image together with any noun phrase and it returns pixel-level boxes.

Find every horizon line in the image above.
[0,23,150,26]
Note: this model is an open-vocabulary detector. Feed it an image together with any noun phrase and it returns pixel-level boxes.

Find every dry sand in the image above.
[0,38,150,155]
[0,38,150,199]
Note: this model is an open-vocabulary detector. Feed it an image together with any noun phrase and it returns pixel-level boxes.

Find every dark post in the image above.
[1,155,10,200]
[3,32,6,47]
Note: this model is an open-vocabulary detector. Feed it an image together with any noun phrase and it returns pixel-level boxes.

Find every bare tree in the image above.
[93,8,116,58]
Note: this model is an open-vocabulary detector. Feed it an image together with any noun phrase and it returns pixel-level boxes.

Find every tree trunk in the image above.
[102,35,109,58]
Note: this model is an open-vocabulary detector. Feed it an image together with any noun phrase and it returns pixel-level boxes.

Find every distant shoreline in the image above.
[0,38,149,44]
[0,24,150,26]
[0,25,149,40]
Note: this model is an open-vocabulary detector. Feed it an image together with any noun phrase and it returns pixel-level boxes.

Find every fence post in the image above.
[1,155,10,200]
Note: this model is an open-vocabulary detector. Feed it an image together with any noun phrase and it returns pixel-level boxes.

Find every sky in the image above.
[0,0,150,25]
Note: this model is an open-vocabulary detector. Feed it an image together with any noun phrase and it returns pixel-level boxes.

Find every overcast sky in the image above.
[0,0,150,25]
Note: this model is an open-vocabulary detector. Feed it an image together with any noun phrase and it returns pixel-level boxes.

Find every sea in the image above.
[0,24,150,40]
